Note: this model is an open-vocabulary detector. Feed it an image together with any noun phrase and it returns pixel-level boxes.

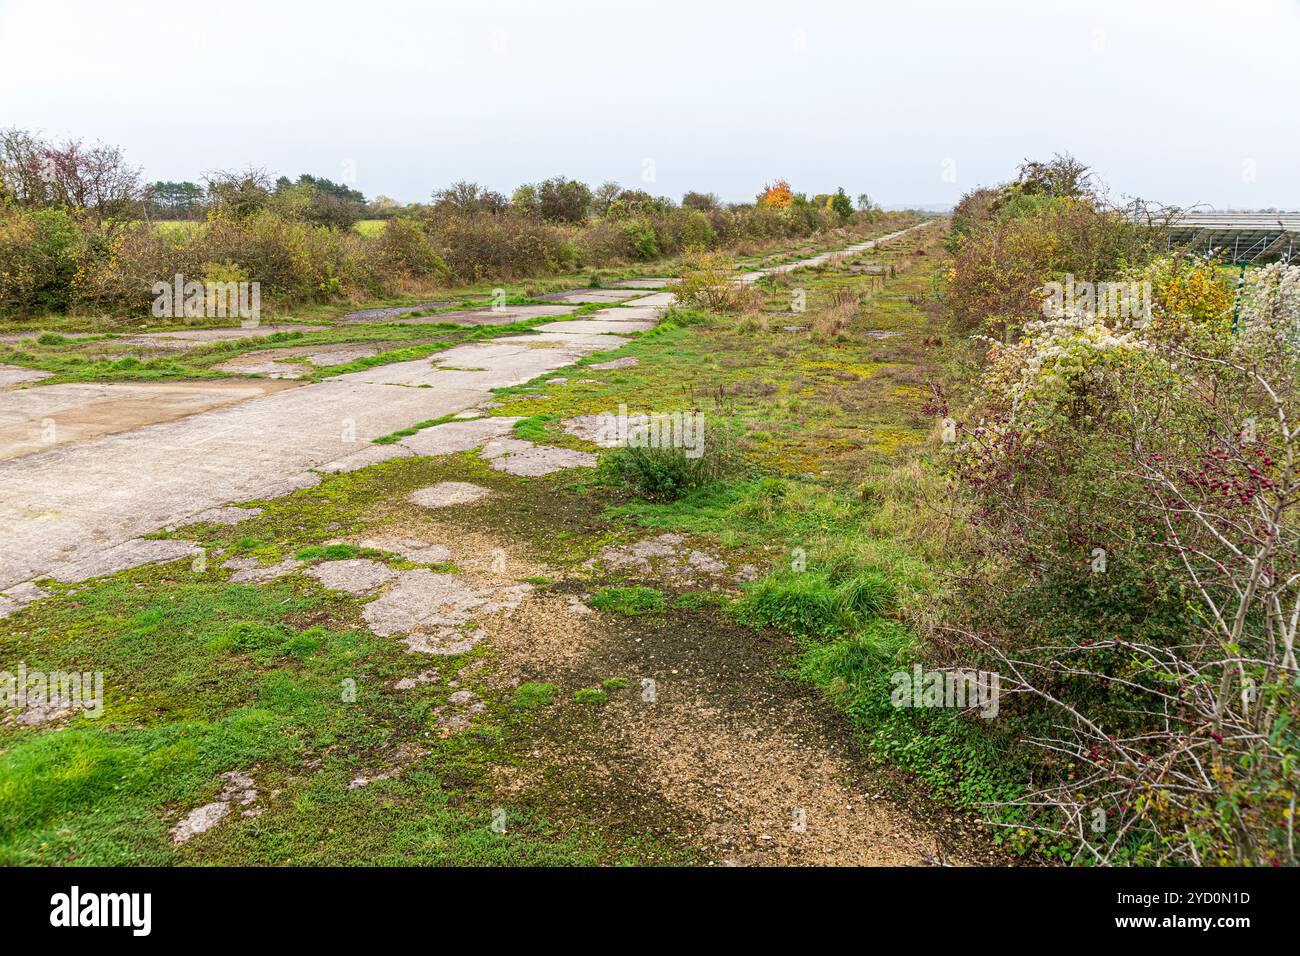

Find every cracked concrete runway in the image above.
[0,331,626,589]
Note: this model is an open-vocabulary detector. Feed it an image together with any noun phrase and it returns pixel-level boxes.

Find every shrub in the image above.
[0,206,82,313]
[620,217,659,260]
[944,186,1162,335]
[429,212,573,282]
[673,250,752,313]
[373,217,448,281]
[597,427,738,502]
[948,257,1300,865]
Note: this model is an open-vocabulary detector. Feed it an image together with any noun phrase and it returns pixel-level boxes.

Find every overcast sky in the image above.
[2,0,1297,209]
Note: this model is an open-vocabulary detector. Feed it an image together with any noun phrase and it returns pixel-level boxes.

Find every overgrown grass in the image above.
[589,585,666,615]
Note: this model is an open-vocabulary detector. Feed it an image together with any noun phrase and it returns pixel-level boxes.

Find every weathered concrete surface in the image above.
[362,569,532,654]
[486,447,595,478]
[409,481,492,508]
[584,306,663,321]
[358,536,451,564]
[532,319,655,335]
[549,289,645,304]
[47,538,202,583]
[0,365,52,388]
[0,581,51,619]
[610,278,680,289]
[588,356,638,371]
[0,340,597,588]
[624,292,676,308]
[387,304,578,325]
[490,332,631,350]
[211,342,389,377]
[338,302,455,322]
[399,418,518,456]
[0,379,300,461]
[125,325,317,346]
[305,558,397,594]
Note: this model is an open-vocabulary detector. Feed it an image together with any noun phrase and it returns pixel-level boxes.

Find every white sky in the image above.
[2,0,1297,209]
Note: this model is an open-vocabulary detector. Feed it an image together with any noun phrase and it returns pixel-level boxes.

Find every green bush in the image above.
[0,207,82,313]
[596,426,738,502]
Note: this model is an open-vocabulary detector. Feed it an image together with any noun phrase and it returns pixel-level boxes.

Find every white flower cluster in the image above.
[1237,262,1300,353]
[1013,313,1144,407]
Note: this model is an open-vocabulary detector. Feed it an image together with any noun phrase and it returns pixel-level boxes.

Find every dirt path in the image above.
[399,479,983,866]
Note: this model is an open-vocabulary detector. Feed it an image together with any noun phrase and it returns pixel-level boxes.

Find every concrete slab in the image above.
[0,365,53,388]
[387,304,578,326]
[609,278,680,289]
[532,319,654,334]
[583,307,663,321]
[0,379,300,461]
[126,325,317,345]
[358,536,452,564]
[549,289,646,304]
[625,292,676,308]
[337,303,455,322]
[588,358,636,373]
[316,443,414,474]
[490,332,632,350]
[212,343,388,378]
[409,481,492,508]
[486,444,597,476]
[399,418,518,457]
[48,538,202,584]
[305,558,397,595]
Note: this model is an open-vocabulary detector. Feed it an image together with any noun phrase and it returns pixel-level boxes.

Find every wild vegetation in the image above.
[4,135,1292,868]
[0,128,907,320]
